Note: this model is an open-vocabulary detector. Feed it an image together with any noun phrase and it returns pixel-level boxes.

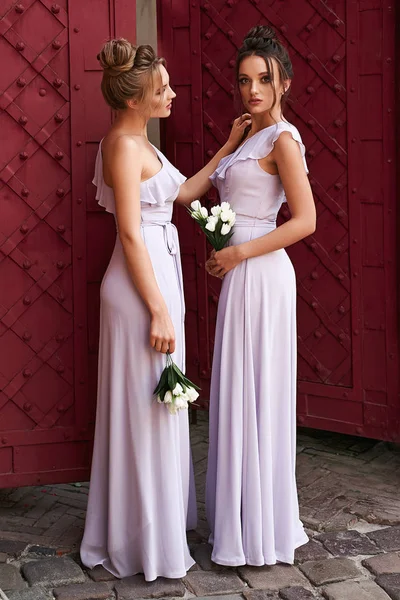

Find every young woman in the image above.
[205,25,316,566]
[80,39,250,582]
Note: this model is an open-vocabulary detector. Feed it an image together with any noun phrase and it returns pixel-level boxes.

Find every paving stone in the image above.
[295,541,330,564]
[317,530,379,557]
[193,543,225,571]
[238,564,308,591]
[115,574,185,599]
[279,588,316,600]
[184,570,245,596]
[8,588,50,600]
[0,552,7,562]
[243,590,280,600]
[197,596,245,600]
[87,565,118,582]
[363,552,400,575]
[376,574,400,600]
[0,540,29,557]
[53,582,111,600]
[22,556,85,587]
[367,527,400,552]
[323,579,392,600]
[0,563,27,591]
[299,558,360,586]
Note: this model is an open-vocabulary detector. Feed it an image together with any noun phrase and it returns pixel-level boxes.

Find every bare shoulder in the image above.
[106,134,142,159]
[273,130,298,152]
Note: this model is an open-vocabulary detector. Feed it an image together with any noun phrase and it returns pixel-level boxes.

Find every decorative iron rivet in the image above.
[207,121,214,129]
[230,89,235,96]
[335,245,342,253]
[356,426,363,434]
[351,86,355,92]
[206,90,212,98]
[57,224,65,233]
[24,402,32,411]
[309,178,316,187]
[55,113,64,123]
[386,57,392,63]
[21,188,29,197]
[78,323,83,329]
[1,438,7,445]
[343,391,348,398]
[352,137,356,142]
[336,210,345,220]
[17,77,26,87]
[20,224,29,234]
[212,295,218,304]
[352,188,357,193]
[311,302,318,310]
[58,292,65,302]
[53,78,63,88]
[338,332,346,340]
[205,63,211,70]
[297,415,305,424]
[203,2,210,10]
[227,30,234,38]
[353,271,358,277]
[334,149,341,157]
[56,188,65,197]
[15,3,24,13]
[74,26,80,33]
[207,150,214,157]
[354,329,359,335]
[23,296,31,305]
[307,53,313,62]
[307,119,315,127]
[350,39,355,44]
[388,158,392,163]
[201,370,207,376]
[77,255,83,260]
[192,49,197,55]
[16,41,25,51]
[388,108,392,113]
[314,330,322,338]
[23,260,31,269]
[205,32,212,40]
[280,25,287,33]
[197,262,203,268]
[19,115,28,125]
[307,150,315,159]
[52,40,61,50]
[39,88,46,96]
[311,271,318,280]
[333,19,341,27]
[23,368,32,377]
[229,59,235,67]
[19,151,28,160]
[55,151,64,160]
[194,95,199,101]
[74,84,81,90]
[57,365,65,374]
[57,261,65,269]
[51,3,60,13]
[57,404,65,412]
[334,84,341,93]
[334,182,342,190]
[23,331,31,341]
[227,0,234,6]
[56,334,64,343]
[306,86,314,94]
[334,119,343,127]
[315,363,323,372]
[332,54,341,63]
[305,23,313,32]
[76,140,82,147]
[311,242,317,250]
[77,198,83,204]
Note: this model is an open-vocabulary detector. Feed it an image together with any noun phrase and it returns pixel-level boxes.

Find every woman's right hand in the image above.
[150,310,176,354]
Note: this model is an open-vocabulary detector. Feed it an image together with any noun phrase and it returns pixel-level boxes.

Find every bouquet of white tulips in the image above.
[154,352,200,415]
[189,200,236,251]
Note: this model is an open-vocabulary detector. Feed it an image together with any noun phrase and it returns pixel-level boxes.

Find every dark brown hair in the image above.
[236,25,293,113]
[97,38,166,110]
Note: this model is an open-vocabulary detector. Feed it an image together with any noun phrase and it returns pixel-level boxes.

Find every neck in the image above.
[114,109,149,138]
[250,109,283,134]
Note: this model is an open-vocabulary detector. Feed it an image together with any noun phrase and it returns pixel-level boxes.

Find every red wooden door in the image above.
[0,0,135,487]
[158,0,399,441]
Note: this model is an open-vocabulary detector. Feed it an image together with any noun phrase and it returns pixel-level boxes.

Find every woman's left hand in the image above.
[226,114,252,150]
[206,246,244,278]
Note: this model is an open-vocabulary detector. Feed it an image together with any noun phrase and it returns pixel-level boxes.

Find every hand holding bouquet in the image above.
[154,352,200,415]
[189,200,236,251]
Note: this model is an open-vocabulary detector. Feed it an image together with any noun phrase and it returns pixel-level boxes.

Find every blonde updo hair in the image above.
[97,38,166,110]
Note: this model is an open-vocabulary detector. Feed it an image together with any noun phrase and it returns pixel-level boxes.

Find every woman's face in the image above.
[148,64,176,118]
[238,55,287,115]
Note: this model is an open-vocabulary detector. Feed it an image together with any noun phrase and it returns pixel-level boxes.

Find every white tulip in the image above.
[220,210,230,223]
[164,390,173,404]
[220,202,231,211]
[186,387,199,402]
[172,383,183,396]
[167,403,178,415]
[211,205,222,216]
[175,395,189,410]
[205,220,216,232]
[191,200,202,212]
[200,207,208,218]
[157,395,163,404]
[221,223,231,235]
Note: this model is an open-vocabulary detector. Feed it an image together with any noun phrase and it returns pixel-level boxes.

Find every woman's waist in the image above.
[229,218,276,245]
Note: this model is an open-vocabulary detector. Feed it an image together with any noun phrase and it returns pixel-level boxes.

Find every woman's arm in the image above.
[207,131,316,277]
[176,114,252,205]
[109,136,175,353]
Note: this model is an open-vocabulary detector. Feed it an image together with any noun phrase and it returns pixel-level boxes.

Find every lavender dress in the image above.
[206,121,309,566]
[80,142,196,581]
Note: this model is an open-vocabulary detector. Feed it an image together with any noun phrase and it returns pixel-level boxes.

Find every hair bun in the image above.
[243,25,279,50]
[98,38,136,77]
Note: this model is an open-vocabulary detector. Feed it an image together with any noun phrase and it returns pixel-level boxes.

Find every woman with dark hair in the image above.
[205,25,316,567]
[80,39,250,581]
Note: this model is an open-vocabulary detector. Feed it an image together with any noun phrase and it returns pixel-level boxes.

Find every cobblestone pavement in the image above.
[0,412,399,599]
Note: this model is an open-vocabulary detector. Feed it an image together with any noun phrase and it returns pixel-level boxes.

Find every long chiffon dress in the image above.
[80,141,197,582]
[206,121,309,567]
